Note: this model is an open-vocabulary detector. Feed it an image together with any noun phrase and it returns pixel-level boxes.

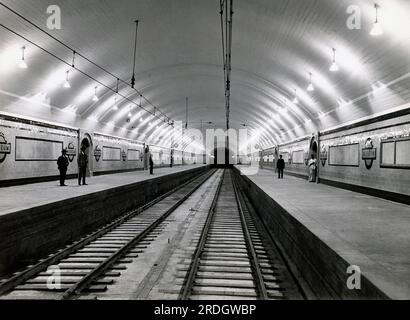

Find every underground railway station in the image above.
[0,0,409,313]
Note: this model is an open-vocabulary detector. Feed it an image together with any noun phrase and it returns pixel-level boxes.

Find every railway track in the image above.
[180,169,304,300]
[0,169,217,300]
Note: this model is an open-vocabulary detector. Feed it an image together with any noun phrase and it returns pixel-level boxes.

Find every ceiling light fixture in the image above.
[113,96,118,110]
[92,86,99,102]
[329,48,339,72]
[18,46,27,69]
[63,70,71,89]
[370,4,383,36]
[292,89,298,104]
[307,72,314,92]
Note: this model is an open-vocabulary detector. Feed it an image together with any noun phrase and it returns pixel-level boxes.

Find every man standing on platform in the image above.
[57,149,69,186]
[149,154,154,175]
[276,154,285,179]
[78,146,88,186]
[144,145,149,171]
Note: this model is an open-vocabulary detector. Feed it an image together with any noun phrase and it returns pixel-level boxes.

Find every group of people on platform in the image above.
[57,145,88,187]
[56,145,159,187]
[275,154,317,183]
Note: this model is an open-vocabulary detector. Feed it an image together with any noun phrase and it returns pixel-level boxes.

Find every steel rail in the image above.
[231,173,268,300]
[0,169,215,297]
[61,169,217,299]
[234,173,309,300]
[179,170,225,299]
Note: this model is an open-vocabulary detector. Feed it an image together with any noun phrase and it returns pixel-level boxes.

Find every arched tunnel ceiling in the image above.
[1,0,410,148]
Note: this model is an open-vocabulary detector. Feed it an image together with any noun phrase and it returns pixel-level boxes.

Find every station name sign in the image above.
[304,152,310,165]
[0,142,11,153]
[0,132,11,163]
[319,146,328,166]
[362,138,376,169]
[361,148,377,160]
[66,142,77,162]
[94,145,102,162]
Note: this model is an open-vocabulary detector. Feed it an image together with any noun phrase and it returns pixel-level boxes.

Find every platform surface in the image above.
[235,166,410,299]
[0,165,206,217]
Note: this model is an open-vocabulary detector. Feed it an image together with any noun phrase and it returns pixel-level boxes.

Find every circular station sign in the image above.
[0,132,11,164]
[94,145,102,162]
[66,142,77,163]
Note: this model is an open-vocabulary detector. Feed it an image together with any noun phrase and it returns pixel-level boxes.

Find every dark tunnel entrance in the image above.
[211,147,235,168]
[310,138,318,160]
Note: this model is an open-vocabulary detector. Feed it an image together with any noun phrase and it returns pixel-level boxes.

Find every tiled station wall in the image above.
[260,111,410,200]
[92,133,144,174]
[260,140,311,178]
[0,117,79,182]
[319,113,410,197]
[0,114,200,186]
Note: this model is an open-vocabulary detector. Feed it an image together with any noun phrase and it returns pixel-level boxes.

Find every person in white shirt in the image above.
[308,154,317,183]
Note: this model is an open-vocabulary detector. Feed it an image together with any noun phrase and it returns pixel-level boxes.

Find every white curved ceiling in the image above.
[1,0,410,148]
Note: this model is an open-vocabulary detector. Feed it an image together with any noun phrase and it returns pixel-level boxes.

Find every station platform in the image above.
[234,166,410,300]
[0,164,209,276]
[0,165,206,217]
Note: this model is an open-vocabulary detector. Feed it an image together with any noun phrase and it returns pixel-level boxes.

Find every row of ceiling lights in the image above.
[290,3,384,115]
[17,48,166,129]
[16,46,172,132]
[15,3,386,137]
[18,56,172,140]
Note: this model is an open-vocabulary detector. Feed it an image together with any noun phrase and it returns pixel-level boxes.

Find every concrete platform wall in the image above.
[0,165,209,276]
[233,167,389,299]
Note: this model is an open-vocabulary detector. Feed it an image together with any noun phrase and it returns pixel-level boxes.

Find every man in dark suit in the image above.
[57,149,69,186]
[149,154,154,175]
[276,155,285,179]
[78,146,88,185]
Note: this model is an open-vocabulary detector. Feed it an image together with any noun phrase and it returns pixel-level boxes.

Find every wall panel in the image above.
[292,150,305,164]
[15,137,63,161]
[328,144,359,167]
[102,146,121,161]
[396,140,410,166]
[127,149,140,161]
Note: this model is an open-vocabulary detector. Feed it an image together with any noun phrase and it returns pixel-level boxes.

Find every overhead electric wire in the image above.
[219,0,233,131]
[219,1,226,94]
[130,20,139,89]
[0,23,162,121]
[0,1,172,124]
